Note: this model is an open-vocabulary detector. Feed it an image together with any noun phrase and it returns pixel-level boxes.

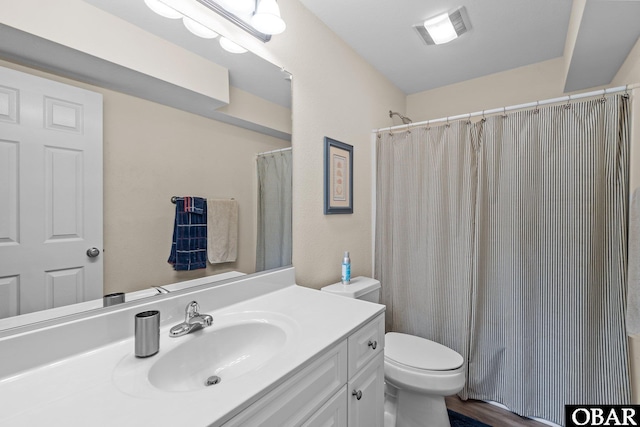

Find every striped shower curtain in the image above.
[256,149,292,272]
[375,94,631,425]
[375,122,478,363]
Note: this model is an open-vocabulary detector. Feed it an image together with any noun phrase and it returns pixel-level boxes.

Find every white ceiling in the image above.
[299,0,640,95]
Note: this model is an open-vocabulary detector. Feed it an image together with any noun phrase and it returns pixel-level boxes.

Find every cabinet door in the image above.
[348,352,384,427]
[302,386,347,427]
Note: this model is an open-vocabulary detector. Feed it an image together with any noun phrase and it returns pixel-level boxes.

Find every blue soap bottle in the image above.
[341,251,351,285]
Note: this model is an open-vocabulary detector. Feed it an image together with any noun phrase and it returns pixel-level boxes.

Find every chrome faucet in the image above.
[169,301,213,337]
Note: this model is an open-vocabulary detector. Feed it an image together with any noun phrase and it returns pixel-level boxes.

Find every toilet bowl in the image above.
[321,277,466,427]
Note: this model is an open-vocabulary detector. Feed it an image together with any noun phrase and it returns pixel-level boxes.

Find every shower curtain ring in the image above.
[466,113,472,125]
[426,119,430,131]
[502,106,507,118]
[624,84,630,99]
[534,101,540,114]
[481,110,486,122]
[446,117,450,128]
[565,95,572,109]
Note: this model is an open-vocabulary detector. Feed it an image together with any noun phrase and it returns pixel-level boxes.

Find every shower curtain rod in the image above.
[374,84,637,134]
[257,147,292,156]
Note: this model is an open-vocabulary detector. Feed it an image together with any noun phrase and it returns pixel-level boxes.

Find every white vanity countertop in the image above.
[0,284,384,426]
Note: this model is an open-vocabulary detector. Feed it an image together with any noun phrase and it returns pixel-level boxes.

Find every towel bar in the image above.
[171,196,234,204]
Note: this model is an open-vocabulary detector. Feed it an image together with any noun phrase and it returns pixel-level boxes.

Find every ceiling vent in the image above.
[414,6,471,45]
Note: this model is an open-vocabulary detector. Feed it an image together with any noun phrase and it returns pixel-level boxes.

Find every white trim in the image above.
[371,132,377,278]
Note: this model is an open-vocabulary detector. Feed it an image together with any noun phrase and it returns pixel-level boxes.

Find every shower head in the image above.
[389,110,412,124]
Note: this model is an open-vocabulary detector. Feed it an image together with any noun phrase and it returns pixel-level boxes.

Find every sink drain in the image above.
[205,375,222,386]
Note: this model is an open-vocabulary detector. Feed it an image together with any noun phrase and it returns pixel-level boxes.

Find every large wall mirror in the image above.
[0,0,292,331]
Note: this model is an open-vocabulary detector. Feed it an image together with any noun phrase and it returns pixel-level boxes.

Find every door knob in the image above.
[86,247,100,258]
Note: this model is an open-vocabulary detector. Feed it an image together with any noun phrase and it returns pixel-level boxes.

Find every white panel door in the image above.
[0,66,103,318]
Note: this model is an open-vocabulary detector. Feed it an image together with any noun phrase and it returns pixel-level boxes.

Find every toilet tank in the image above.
[320,276,381,303]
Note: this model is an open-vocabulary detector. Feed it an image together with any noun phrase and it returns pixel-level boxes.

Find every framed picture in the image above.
[324,137,353,214]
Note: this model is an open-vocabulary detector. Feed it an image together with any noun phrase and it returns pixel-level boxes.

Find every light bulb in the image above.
[183,17,219,39]
[251,0,286,35]
[217,0,255,19]
[219,37,247,54]
[144,0,182,19]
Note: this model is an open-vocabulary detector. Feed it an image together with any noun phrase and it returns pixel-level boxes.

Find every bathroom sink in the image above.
[148,321,288,392]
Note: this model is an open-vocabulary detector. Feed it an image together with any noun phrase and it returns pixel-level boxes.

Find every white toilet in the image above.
[321,277,465,427]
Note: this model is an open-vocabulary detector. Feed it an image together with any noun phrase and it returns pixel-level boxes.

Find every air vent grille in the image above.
[449,9,468,37]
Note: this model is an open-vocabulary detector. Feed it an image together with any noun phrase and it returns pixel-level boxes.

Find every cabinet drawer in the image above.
[347,314,384,378]
[301,385,347,427]
[223,340,348,427]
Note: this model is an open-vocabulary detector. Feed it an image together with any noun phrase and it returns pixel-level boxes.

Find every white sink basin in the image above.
[113,311,297,397]
[148,321,287,392]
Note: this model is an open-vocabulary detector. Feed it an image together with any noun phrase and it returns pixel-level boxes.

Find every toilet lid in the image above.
[385,332,463,371]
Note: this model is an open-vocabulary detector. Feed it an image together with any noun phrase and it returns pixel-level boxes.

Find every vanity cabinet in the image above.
[347,313,385,427]
[222,314,384,427]
[222,341,348,427]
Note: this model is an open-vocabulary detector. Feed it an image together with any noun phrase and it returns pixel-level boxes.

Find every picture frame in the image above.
[324,137,353,214]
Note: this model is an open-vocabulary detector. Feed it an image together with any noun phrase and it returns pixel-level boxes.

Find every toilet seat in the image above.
[385,332,463,371]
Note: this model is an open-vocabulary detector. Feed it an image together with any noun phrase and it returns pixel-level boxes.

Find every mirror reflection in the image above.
[0,0,292,330]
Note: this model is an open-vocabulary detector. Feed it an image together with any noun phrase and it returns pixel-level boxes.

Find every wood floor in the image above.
[445,396,551,427]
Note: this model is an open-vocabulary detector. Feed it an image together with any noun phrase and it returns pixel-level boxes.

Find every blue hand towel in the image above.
[168,197,208,271]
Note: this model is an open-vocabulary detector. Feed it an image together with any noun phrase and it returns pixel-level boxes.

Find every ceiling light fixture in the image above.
[219,36,248,54]
[196,0,286,42]
[415,6,471,45]
[182,16,219,39]
[215,0,255,19]
[143,0,182,19]
[144,0,285,53]
[251,0,286,35]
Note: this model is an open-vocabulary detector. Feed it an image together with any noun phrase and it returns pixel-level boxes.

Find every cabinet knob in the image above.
[368,340,377,350]
[352,389,363,400]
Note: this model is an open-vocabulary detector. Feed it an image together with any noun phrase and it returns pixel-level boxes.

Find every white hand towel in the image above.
[628,188,640,335]
[207,199,238,264]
